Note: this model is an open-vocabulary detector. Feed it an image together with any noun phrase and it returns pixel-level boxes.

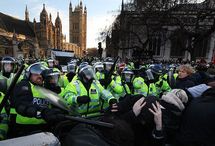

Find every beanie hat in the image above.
[161,89,188,111]
[138,96,158,124]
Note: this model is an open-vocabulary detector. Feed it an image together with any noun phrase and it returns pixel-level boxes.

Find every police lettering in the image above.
[33,98,49,106]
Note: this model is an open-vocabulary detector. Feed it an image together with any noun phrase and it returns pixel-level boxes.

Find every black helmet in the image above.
[67,63,77,74]
[78,65,96,84]
[149,64,163,76]
[47,58,54,68]
[25,62,48,80]
[1,56,17,74]
[78,62,89,73]
[121,68,134,83]
[103,58,114,72]
[44,69,60,85]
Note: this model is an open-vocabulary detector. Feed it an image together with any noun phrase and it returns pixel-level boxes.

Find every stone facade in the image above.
[69,0,87,57]
[0,4,83,59]
[108,0,215,62]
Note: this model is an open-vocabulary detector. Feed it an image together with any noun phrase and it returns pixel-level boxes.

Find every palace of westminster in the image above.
[0,1,86,58]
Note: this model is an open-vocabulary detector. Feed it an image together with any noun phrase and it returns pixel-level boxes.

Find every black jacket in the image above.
[176,88,215,146]
[175,76,196,89]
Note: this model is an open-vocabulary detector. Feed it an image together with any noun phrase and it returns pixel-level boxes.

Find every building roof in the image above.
[0,12,35,37]
[171,3,207,11]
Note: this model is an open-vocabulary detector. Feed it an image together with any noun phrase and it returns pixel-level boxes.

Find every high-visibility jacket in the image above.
[0,92,9,140]
[96,72,105,80]
[63,80,115,116]
[133,77,148,97]
[107,75,124,100]
[10,83,50,125]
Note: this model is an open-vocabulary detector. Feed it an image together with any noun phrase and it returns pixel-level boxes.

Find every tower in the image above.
[55,12,62,49]
[69,0,87,57]
[39,4,49,56]
[25,5,29,21]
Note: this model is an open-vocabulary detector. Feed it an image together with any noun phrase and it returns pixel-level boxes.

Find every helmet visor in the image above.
[67,64,76,73]
[80,66,96,81]
[30,64,48,75]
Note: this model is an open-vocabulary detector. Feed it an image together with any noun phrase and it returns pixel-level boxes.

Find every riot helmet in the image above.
[47,58,54,68]
[121,68,134,83]
[1,56,17,74]
[25,62,48,85]
[78,65,96,84]
[67,63,77,74]
[93,62,104,73]
[103,57,114,72]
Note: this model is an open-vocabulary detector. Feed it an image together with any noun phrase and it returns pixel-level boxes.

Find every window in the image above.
[73,23,79,30]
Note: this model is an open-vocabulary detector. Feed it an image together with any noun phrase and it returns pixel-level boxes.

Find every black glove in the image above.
[105,77,112,86]
[41,108,65,123]
[109,99,117,106]
[77,96,91,104]
[44,83,61,94]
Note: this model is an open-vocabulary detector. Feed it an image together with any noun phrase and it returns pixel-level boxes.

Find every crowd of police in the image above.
[0,56,215,146]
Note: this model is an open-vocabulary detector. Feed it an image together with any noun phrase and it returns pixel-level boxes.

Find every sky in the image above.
[0,0,123,48]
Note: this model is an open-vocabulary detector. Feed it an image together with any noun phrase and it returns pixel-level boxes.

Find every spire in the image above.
[121,0,124,12]
[84,5,87,13]
[25,5,29,21]
[80,0,82,6]
[57,12,59,17]
[49,13,52,21]
[43,3,45,9]
[69,1,72,9]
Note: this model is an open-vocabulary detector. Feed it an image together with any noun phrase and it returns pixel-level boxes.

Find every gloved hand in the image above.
[77,95,91,104]
[105,77,112,86]
[109,98,117,106]
[99,79,106,86]
[41,108,65,123]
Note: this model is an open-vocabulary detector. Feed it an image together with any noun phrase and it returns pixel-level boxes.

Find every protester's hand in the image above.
[77,95,91,104]
[132,97,146,117]
[148,101,162,131]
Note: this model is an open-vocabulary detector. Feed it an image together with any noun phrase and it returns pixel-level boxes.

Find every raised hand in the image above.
[148,101,162,131]
[132,97,146,117]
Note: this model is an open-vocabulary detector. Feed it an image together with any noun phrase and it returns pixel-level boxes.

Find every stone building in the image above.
[107,0,215,62]
[69,0,87,57]
[0,4,82,59]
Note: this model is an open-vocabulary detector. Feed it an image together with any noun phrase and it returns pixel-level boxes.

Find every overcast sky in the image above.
[0,0,123,48]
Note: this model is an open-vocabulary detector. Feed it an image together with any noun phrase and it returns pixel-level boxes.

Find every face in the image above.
[124,73,132,83]
[96,67,103,72]
[30,73,43,85]
[178,69,188,79]
[105,64,112,72]
[4,63,13,73]
[48,62,54,68]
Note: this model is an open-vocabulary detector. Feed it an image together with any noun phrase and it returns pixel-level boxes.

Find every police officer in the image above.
[63,65,116,117]
[43,68,63,96]
[62,62,78,88]
[148,64,171,97]
[9,62,64,138]
[93,62,105,80]
[0,56,17,93]
[0,92,9,140]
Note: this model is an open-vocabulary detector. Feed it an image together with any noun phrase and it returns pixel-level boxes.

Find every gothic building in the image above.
[69,0,87,57]
[34,4,63,57]
[0,4,81,59]
[107,0,215,62]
